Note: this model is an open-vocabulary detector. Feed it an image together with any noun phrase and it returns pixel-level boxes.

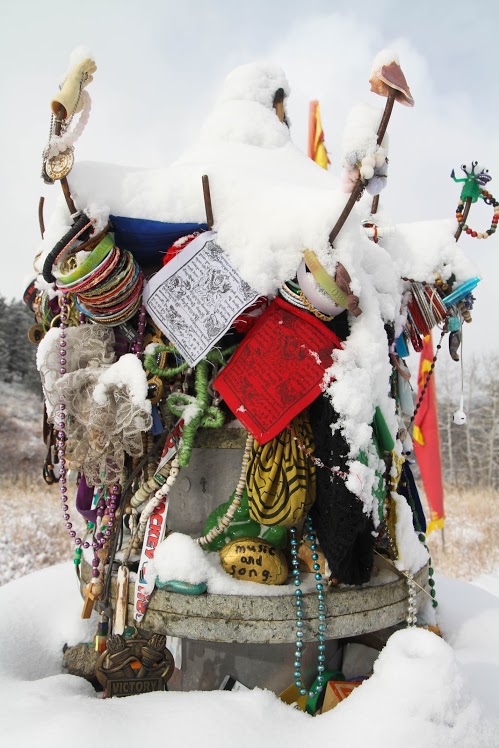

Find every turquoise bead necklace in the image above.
[290,516,327,698]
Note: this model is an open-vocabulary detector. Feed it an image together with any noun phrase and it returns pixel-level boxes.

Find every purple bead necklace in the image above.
[58,291,121,585]
[60,300,147,587]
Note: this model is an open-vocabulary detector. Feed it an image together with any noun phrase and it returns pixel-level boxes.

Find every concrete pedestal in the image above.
[71,428,430,694]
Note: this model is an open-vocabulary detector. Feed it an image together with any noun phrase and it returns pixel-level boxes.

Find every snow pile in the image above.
[328,627,491,745]
[0,565,498,747]
[392,493,429,574]
[341,103,388,189]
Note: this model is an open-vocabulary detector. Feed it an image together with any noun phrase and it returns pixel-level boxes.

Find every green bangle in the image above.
[303,249,350,309]
[55,234,115,286]
[155,579,207,595]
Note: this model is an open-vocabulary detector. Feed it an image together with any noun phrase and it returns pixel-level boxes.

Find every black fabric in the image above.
[326,310,350,341]
[398,460,427,533]
[309,394,375,585]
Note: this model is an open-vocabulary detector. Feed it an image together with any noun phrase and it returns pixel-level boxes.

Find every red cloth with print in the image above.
[214,297,341,443]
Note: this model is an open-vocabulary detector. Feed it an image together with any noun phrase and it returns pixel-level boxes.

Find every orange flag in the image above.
[413,335,444,533]
[308,101,330,169]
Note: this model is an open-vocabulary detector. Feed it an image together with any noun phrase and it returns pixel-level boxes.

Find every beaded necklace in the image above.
[290,517,327,698]
[456,189,499,238]
[197,431,253,546]
[58,291,119,607]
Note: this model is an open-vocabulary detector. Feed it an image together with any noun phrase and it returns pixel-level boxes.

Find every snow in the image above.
[392,492,430,574]
[0,564,498,747]
[370,48,400,74]
[66,46,94,78]
[474,572,499,599]
[341,102,385,170]
[93,353,151,410]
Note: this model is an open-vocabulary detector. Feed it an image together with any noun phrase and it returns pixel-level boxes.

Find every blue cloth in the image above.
[110,215,208,262]
[396,333,410,358]
[151,405,165,436]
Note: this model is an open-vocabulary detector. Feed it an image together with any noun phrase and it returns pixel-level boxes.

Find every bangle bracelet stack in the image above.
[55,234,143,326]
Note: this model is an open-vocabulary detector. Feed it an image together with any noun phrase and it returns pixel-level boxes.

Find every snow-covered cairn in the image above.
[30,49,481,645]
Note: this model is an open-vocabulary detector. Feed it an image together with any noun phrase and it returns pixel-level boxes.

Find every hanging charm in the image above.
[81,583,98,619]
[95,633,175,697]
[44,146,75,181]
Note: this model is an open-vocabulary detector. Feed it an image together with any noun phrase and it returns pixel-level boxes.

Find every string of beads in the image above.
[58,291,117,591]
[455,189,499,238]
[290,518,327,698]
[196,432,253,546]
[410,328,446,425]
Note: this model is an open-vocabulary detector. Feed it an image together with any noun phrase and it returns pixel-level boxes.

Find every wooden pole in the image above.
[454,198,472,241]
[202,174,214,229]
[329,88,396,246]
[38,196,45,238]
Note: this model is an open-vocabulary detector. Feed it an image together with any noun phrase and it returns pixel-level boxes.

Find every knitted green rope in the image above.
[166,359,225,467]
[144,343,238,379]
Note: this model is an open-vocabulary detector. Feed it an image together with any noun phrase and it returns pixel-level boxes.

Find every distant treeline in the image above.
[436,356,499,489]
[0,296,40,395]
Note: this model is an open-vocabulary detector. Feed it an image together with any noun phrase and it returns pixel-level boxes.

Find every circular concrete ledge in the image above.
[82,560,429,644]
[141,563,429,643]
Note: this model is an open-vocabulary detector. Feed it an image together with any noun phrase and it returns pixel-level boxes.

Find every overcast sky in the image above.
[0,0,497,357]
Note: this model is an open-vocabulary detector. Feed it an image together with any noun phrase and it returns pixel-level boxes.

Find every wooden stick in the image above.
[454,197,471,241]
[60,178,77,216]
[38,196,45,238]
[329,88,397,246]
[202,174,214,229]
[371,194,380,216]
[273,88,286,124]
[375,88,396,148]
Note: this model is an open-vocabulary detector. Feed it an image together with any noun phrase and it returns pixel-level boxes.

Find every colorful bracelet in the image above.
[55,234,115,285]
[456,189,499,238]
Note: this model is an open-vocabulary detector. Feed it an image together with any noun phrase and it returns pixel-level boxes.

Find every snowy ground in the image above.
[0,563,497,747]
[1,383,498,744]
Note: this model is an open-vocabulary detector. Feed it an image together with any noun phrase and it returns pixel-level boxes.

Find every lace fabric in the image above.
[38,325,116,415]
[38,325,151,486]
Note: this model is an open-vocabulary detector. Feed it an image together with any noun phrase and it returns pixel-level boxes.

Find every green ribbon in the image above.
[166,359,225,467]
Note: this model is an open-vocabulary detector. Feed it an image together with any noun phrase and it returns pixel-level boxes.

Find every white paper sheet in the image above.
[143,231,259,366]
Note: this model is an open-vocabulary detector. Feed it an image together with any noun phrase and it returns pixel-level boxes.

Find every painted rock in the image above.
[219,537,288,585]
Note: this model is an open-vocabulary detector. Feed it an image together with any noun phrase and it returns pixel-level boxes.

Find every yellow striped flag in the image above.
[308,100,330,169]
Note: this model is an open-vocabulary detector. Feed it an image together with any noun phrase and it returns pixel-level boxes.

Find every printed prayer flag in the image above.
[413,335,444,533]
[214,297,341,444]
[308,100,330,170]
